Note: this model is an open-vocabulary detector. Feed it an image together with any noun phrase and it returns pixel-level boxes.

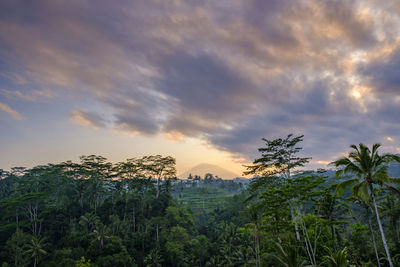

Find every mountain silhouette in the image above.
[178,163,240,179]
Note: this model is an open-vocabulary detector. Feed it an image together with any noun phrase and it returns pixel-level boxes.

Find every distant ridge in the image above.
[178,163,240,180]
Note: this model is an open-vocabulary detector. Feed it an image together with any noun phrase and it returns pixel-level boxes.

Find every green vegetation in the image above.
[172,180,243,213]
[1,136,400,266]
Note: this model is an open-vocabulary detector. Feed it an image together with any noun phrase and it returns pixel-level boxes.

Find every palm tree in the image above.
[205,256,219,267]
[79,212,99,233]
[246,204,261,267]
[92,223,110,249]
[25,236,47,267]
[144,249,162,267]
[322,247,350,267]
[266,240,307,267]
[334,143,399,267]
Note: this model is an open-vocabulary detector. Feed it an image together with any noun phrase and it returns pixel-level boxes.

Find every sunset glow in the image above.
[1,0,399,175]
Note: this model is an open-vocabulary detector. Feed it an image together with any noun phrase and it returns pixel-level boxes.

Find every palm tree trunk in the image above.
[254,225,260,267]
[287,170,301,242]
[330,225,336,252]
[370,184,393,267]
[132,207,136,232]
[299,216,316,266]
[289,201,300,241]
[368,214,381,267]
[156,224,160,249]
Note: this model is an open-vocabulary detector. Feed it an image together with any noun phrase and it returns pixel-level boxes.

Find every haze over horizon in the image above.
[1,0,400,174]
[178,163,241,179]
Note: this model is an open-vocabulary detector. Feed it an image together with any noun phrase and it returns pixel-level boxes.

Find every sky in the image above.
[0,0,400,176]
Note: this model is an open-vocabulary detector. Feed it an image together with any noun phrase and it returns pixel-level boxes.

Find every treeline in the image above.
[243,135,400,267]
[0,155,252,266]
[1,135,400,266]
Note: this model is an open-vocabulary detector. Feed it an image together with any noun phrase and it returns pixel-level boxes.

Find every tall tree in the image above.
[138,155,176,198]
[25,236,47,267]
[246,204,261,267]
[6,229,31,267]
[244,134,311,178]
[245,134,311,241]
[334,143,400,267]
[79,155,112,212]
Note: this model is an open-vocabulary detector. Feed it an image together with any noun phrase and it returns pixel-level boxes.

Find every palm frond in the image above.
[384,183,400,199]
[334,157,352,168]
[349,144,360,155]
[388,178,400,185]
[385,178,400,199]
[373,170,389,185]
[352,181,369,203]
[371,143,381,162]
[336,179,359,196]
[343,161,362,175]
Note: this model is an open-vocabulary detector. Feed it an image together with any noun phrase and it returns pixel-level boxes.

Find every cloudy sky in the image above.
[1,0,399,175]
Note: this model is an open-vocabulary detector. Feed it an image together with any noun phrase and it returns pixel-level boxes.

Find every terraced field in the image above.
[172,185,237,212]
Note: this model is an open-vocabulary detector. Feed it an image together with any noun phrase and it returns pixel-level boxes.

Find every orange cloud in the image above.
[0,88,55,101]
[164,131,186,142]
[70,109,106,130]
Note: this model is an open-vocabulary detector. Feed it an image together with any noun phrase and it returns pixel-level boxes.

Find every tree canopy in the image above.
[1,138,400,266]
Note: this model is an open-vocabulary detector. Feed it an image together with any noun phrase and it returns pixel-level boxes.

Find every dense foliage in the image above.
[1,137,400,267]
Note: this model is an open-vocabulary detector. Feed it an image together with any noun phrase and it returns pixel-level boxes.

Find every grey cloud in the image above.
[115,112,160,135]
[1,0,400,164]
[360,48,400,94]
[319,0,376,47]
[158,52,245,113]
[371,100,400,124]
[208,70,398,164]
[157,52,253,133]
